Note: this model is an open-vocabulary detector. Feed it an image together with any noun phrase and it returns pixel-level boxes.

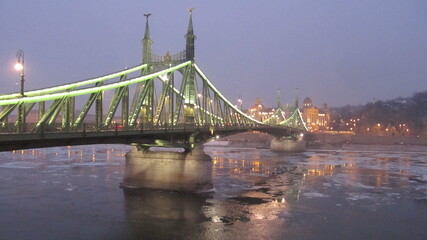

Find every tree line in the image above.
[330,90,427,135]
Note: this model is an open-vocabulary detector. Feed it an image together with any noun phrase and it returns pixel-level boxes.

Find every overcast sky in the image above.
[1,0,426,108]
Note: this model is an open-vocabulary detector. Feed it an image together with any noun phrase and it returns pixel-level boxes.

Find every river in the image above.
[0,144,426,239]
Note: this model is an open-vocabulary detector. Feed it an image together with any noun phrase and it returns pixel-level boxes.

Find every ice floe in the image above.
[346,193,372,201]
[72,162,120,167]
[409,175,427,183]
[303,192,329,198]
[0,162,40,169]
[65,183,77,191]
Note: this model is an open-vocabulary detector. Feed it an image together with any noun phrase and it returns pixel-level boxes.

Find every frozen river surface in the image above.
[0,144,427,240]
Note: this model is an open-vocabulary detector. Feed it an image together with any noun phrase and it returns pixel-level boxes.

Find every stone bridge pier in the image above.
[121,145,213,193]
[270,135,306,152]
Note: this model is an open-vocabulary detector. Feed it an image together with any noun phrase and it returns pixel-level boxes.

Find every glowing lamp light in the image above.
[15,62,23,71]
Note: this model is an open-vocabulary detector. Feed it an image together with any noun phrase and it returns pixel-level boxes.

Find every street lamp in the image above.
[15,50,25,132]
[237,96,243,110]
[15,50,25,96]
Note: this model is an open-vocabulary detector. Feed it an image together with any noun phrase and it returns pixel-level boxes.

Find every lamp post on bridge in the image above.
[237,96,243,111]
[15,50,26,132]
[15,50,25,97]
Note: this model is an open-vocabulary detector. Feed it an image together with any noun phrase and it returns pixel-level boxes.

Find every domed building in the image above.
[303,97,314,108]
[247,98,276,122]
[301,97,330,131]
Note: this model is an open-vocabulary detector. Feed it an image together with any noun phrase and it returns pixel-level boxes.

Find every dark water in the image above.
[0,144,427,240]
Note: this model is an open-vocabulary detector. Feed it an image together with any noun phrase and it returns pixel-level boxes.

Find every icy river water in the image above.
[0,144,427,240]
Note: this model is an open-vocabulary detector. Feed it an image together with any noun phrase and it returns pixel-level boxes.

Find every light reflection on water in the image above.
[0,145,426,239]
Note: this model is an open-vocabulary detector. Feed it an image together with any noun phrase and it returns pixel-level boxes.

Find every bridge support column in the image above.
[17,103,26,133]
[184,103,195,123]
[270,137,306,152]
[1,105,7,128]
[121,146,213,193]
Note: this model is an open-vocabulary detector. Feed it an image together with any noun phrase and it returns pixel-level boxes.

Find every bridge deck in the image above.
[0,124,296,152]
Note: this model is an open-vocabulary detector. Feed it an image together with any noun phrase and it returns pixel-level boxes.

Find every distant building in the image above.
[246,97,330,129]
[246,98,275,122]
[301,97,330,131]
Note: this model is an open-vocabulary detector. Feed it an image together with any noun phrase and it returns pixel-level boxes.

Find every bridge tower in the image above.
[183,9,197,124]
[122,11,213,193]
[139,13,154,126]
[294,88,299,109]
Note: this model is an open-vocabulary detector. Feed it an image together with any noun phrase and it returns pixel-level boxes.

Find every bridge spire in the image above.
[142,13,152,64]
[185,8,196,61]
[294,88,299,109]
[277,89,282,109]
[182,9,197,123]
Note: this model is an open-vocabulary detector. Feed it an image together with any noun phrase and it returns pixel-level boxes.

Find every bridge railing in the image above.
[0,122,265,135]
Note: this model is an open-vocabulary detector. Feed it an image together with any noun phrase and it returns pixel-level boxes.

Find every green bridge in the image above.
[0,12,307,153]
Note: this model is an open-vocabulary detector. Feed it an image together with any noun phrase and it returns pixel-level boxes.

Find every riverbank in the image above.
[207,132,427,152]
[308,133,427,145]
[307,133,427,151]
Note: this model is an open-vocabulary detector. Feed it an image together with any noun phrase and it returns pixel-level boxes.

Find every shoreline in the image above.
[206,132,427,152]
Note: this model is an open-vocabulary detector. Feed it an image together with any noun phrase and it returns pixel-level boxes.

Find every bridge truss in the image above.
[0,12,306,151]
[262,107,308,132]
[0,61,260,133]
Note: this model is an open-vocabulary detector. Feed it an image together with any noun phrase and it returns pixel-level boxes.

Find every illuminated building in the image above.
[301,97,330,131]
[246,98,276,122]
